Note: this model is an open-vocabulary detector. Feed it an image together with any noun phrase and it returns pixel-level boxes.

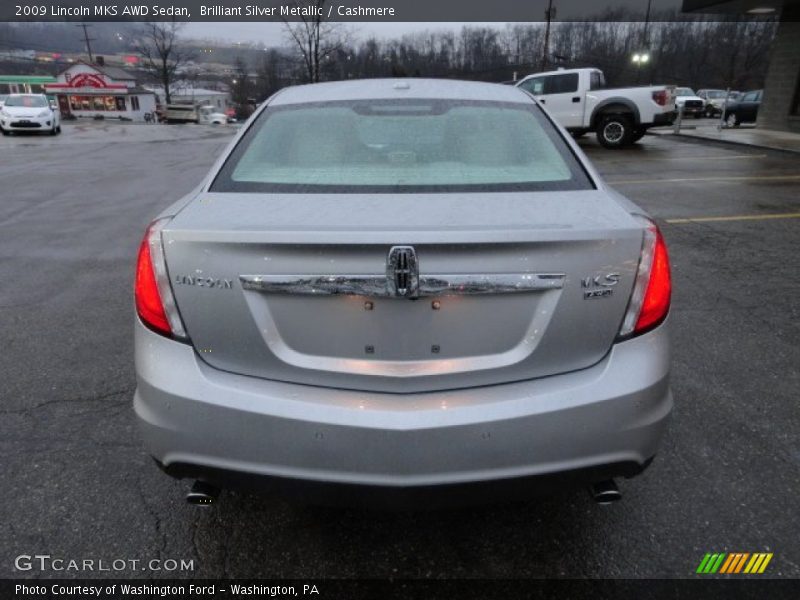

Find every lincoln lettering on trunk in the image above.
[174,275,233,289]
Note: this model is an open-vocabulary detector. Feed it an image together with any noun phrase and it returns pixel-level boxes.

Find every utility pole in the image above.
[541,0,555,71]
[77,23,95,63]
[642,0,653,47]
[637,0,653,84]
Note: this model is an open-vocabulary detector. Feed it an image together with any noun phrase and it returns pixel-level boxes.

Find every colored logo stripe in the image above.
[720,553,749,574]
[697,553,773,574]
[697,553,726,573]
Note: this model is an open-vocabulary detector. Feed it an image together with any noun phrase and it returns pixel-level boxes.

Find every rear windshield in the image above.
[5,95,48,108]
[211,99,592,193]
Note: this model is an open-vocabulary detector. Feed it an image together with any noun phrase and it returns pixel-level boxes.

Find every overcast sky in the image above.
[184,22,505,46]
[182,0,687,44]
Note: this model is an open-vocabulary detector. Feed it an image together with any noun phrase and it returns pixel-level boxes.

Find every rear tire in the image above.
[596,115,634,149]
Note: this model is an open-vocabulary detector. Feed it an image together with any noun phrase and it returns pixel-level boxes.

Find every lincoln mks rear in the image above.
[133,79,672,506]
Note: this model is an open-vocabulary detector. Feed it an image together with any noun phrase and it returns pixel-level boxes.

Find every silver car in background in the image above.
[134,79,672,506]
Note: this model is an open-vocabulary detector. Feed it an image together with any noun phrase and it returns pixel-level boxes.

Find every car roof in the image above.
[516,68,600,83]
[269,78,533,106]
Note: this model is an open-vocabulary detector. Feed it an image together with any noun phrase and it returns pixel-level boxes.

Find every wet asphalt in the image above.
[0,121,798,579]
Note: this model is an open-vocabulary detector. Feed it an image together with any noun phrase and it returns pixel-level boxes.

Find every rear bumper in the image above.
[158,458,654,508]
[651,111,677,127]
[0,116,51,129]
[134,318,672,493]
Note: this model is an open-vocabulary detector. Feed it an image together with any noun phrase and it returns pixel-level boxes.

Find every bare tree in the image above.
[282,1,350,83]
[135,22,194,104]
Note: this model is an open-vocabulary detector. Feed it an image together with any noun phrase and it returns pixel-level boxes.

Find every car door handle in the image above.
[572,97,581,103]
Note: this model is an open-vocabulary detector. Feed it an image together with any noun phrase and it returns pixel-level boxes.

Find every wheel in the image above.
[596,115,634,149]
[725,113,739,128]
[49,124,57,135]
[1,129,9,136]
[56,125,62,134]
[705,107,716,118]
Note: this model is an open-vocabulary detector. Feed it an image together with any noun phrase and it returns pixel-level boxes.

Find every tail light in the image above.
[618,217,671,338]
[652,89,670,106]
[135,218,187,339]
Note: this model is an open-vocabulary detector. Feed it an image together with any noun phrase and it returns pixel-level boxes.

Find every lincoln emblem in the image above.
[386,246,419,298]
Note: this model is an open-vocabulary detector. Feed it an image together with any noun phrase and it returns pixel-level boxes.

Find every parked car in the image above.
[697,89,734,118]
[515,68,676,148]
[723,89,763,127]
[673,87,705,118]
[0,93,61,135]
[134,79,673,507]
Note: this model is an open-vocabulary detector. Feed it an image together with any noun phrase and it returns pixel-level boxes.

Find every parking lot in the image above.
[0,121,798,579]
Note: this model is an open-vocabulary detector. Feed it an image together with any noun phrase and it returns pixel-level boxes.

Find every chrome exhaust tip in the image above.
[186,481,220,506]
[589,479,621,504]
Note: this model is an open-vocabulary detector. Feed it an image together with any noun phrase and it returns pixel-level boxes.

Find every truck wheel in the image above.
[596,115,634,149]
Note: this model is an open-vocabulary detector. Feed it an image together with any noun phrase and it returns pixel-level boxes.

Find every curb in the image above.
[650,130,800,156]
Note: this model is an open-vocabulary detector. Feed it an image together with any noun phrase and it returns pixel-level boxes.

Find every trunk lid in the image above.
[163,191,643,393]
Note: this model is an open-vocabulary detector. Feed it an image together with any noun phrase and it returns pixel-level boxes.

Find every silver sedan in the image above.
[133,79,672,506]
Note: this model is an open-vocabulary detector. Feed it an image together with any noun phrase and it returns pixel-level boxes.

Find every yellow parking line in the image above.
[666,212,800,224]
[609,175,800,185]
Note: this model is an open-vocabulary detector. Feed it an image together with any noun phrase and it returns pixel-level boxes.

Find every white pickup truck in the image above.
[516,68,676,148]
